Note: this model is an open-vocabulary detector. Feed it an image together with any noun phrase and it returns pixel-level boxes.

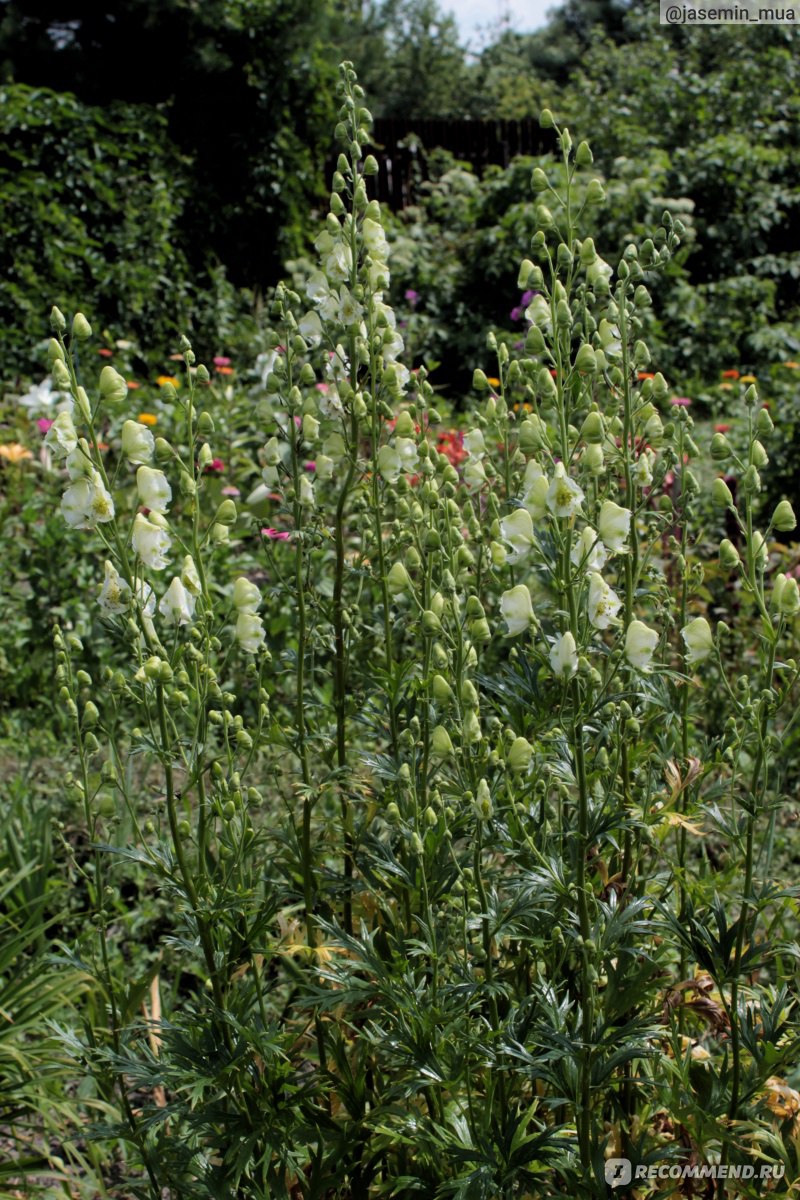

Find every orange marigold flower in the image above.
[156,375,180,388]
[783,361,799,369]
[486,376,501,387]
[127,381,140,390]
[138,413,158,426]
[721,369,740,379]
[637,371,655,380]
[0,442,33,463]
[215,365,234,376]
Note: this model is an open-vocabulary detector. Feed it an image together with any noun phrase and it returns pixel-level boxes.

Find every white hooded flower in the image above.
[299,474,315,507]
[681,616,713,665]
[546,462,584,518]
[137,466,171,514]
[236,610,266,654]
[62,471,115,528]
[45,409,78,457]
[499,508,535,563]
[233,577,261,612]
[159,576,195,626]
[522,463,550,520]
[634,450,654,488]
[500,584,534,636]
[599,501,631,552]
[299,310,323,347]
[181,555,201,597]
[98,560,130,615]
[463,458,487,492]
[463,429,486,459]
[571,526,607,572]
[587,572,622,630]
[549,631,578,678]
[121,419,155,465]
[625,619,659,671]
[66,439,95,479]
[338,287,364,326]
[132,513,171,570]
[525,293,552,330]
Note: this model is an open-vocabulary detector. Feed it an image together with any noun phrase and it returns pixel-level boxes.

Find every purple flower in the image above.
[510,306,523,322]
[521,290,535,307]
[404,289,420,308]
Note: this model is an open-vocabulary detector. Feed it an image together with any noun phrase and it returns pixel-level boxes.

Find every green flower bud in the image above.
[574,344,597,374]
[742,465,761,495]
[539,108,554,128]
[198,411,215,436]
[99,365,127,403]
[773,500,796,532]
[394,410,415,438]
[47,337,65,363]
[421,609,442,636]
[517,258,536,288]
[652,372,669,399]
[719,539,740,569]
[72,312,92,340]
[431,725,454,758]
[575,140,593,166]
[52,359,71,387]
[752,439,769,468]
[712,478,734,508]
[585,179,605,204]
[473,368,489,391]
[432,674,453,703]
[580,411,604,444]
[710,433,731,461]
[757,407,774,436]
[744,384,759,407]
[50,306,67,332]
[216,498,238,525]
[82,701,100,728]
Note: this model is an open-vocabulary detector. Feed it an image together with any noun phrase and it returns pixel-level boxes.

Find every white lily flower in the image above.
[549,631,578,678]
[625,619,659,670]
[546,462,584,518]
[137,466,172,514]
[500,585,534,636]
[132,513,171,570]
[587,572,622,630]
[598,500,631,552]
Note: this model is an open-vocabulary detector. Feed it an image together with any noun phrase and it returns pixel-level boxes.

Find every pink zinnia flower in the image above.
[37,418,54,433]
[261,527,291,541]
[316,382,329,394]
[213,355,231,367]
[221,486,240,497]
[670,396,692,407]
[304,461,316,472]
[203,458,225,474]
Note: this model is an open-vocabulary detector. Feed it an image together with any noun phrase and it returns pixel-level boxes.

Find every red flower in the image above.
[714,423,732,433]
[203,458,225,474]
[722,369,740,380]
[97,348,113,359]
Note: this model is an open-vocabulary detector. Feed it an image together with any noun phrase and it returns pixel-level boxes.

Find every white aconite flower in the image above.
[681,616,713,664]
[181,555,201,597]
[598,500,631,552]
[570,526,607,572]
[625,619,659,671]
[299,475,315,507]
[549,631,578,678]
[62,471,115,528]
[525,293,552,330]
[500,584,534,636]
[463,429,486,459]
[45,409,78,457]
[587,572,622,630]
[132,513,171,570]
[362,217,389,259]
[499,508,535,563]
[233,577,261,612]
[121,419,155,464]
[377,438,418,484]
[306,269,330,304]
[463,458,487,491]
[98,560,130,615]
[634,449,654,488]
[66,439,95,479]
[522,464,550,520]
[298,310,323,347]
[137,466,171,514]
[159,576,195,626]
[337,287,364,326]
[546,462,584,519]
[236,610,266,654]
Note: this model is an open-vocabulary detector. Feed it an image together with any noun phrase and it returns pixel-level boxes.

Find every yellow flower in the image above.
[0,442,33,463]
[740,374,757,384]
[156,375,180,388]
[783,361,800,369]
[486,376,501,387]
[137,413,158,427]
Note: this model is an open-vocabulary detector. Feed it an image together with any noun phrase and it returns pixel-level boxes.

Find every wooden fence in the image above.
[344,117,556,209]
